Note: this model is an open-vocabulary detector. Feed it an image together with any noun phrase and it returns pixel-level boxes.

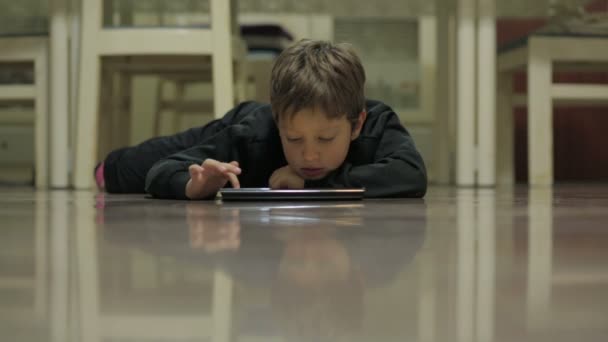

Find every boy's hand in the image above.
[269,165,305,189]
[186,159,241,199]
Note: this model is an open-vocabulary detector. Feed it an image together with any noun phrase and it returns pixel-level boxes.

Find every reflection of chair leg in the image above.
[456,189,497,342]
[49,192,71,342]
[457,190,475,342]
[526,188,553,329]
[76,197,100,342]
[34,192,48,318]
[476,189,496,342]
[497,188,515,271]
[418,204,437,342]
[69,248,80,342]
[212,270,233,342]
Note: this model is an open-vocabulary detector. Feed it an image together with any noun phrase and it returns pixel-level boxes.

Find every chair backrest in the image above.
[80,0,236,56]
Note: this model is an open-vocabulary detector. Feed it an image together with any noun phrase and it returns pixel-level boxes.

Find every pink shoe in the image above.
[94,162,105,190]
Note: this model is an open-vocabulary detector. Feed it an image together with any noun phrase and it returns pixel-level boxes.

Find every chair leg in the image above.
[173,81,186,133]
[34,49,49,189]
[74,0,103,189]
[154,78,165,136]
[476,0,496,187]
[116,72,132,147]
[211,0,235,119]
[527,42,553,186]
[49,0,70,188]
[235,59,248,103]
[74,55,101,189]
[97,66,113,160]
[434,5,454,185]
[496,72,514,186]
[456,0,476,186]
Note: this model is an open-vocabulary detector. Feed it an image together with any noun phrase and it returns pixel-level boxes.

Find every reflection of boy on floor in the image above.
[95,39,427,199]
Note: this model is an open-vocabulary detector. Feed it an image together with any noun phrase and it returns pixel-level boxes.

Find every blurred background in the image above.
[2,3,608,342]
[0,0,607,188]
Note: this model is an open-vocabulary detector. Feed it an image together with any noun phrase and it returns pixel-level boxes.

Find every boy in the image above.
[97,39,427,199]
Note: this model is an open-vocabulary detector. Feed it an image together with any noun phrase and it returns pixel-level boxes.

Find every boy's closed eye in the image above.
[286,136,336,143]
[286,137,303,143]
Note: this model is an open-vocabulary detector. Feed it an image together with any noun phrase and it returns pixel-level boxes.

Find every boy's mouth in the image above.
[300,168,325,178]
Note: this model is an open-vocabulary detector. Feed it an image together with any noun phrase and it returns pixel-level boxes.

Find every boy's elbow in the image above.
[144,163,169,199]
[399,151,427,198]
[406,167,427,198]
[144,173,160,198]
[369,164,426,199]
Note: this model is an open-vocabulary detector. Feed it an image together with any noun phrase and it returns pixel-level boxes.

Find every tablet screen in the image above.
[219,188,365,201]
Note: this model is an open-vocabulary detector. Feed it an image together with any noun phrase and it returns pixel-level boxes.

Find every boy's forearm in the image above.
[305,157,427,198]
[145,161,191,199]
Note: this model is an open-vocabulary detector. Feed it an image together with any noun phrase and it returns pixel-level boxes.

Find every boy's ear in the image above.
[351,111,367,140]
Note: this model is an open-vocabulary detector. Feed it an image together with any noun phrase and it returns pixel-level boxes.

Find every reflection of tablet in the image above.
[220,188,365,201]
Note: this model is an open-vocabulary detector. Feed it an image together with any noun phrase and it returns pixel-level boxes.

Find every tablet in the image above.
[219,188,365,201]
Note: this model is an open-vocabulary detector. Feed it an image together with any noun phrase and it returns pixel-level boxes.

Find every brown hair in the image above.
[270,39,366,128]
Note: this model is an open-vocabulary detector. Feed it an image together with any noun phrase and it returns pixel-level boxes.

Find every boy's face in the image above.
[278,108,365,180]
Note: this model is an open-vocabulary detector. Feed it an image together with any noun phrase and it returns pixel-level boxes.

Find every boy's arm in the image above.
[103,101,263,194]
[305,112,427,198]
[102,119,227,194]
[145,125,248,199]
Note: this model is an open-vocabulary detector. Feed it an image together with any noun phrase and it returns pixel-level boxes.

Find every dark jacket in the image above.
[112,100,426,199]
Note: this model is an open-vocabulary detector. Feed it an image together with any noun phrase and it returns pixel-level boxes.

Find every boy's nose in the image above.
[303,145,319,162]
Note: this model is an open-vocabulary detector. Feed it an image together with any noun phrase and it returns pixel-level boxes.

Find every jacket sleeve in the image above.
[145,124,250,200]
[305,112,427,198]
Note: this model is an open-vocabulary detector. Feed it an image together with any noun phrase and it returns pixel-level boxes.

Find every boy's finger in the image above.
[269,175,284,189]
[269,170,281,187]
[203,159,240,175]
[189,164,204,173]
[268,174,277,188]
[222,162,241,175]
[226,172,241,189]
[202,159,224,173]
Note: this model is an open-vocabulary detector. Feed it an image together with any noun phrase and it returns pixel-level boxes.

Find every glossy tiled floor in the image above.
[1,185,608,342]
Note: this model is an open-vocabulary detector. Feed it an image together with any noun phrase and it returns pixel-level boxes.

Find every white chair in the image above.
[152,45,250,136]
[96,53,247,158]
[0,37,48,188]
[497,35,608,186]
[154,71,215,136]
[73,0,241,189]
